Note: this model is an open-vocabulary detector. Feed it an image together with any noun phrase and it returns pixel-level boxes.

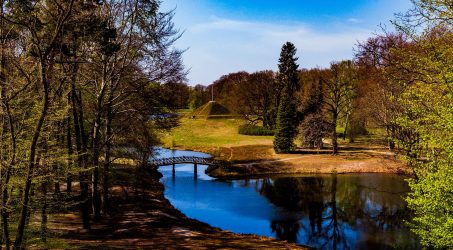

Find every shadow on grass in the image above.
[52,166,306,249]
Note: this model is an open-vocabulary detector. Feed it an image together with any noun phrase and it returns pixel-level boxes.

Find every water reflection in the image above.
[257,174,417,249]
[156,149,419,249]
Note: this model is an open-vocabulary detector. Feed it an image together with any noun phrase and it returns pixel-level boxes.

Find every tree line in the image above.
[0,0,450,249]
[192,51,359,154]
[187,1,453,247]
[0,0,185,248]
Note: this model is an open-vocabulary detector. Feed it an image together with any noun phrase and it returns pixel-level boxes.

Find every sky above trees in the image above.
[161,0,413,85]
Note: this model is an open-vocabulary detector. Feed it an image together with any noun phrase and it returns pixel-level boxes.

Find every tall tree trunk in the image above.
[91,107,102,219]
[91,143,101,220]
[14,62,50,249]
[1,99,14,250]
[387,126,396,150]
[66,97,73,193]
[71,84,91,230]
[13,0,74,244]
[343,111,350,140]
[69,47,91,228]
[91,60,108,219]
[0,3,10,246]
[102,98,113,215]
[332,112,338,154]
[54,183,60,193]
[76,89,91,225]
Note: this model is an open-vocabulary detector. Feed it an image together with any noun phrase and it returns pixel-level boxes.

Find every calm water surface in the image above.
[155,148,419,250]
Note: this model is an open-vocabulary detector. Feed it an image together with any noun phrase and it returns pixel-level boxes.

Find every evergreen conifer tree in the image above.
[273,42,299,153]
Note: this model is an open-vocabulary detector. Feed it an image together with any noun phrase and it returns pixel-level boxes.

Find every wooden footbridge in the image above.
[149,156,219,180]
[149,156,218,167]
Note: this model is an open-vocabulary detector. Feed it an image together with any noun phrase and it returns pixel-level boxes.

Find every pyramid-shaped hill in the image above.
[191,101,234,119]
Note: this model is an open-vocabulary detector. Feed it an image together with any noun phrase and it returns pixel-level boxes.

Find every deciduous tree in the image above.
[322,60,357,154]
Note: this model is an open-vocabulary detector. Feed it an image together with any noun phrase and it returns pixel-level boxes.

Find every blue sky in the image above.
[161,0,413,85]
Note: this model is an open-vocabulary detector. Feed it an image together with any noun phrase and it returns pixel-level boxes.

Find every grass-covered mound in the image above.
[163,117,274,148]
[192,101,233,119]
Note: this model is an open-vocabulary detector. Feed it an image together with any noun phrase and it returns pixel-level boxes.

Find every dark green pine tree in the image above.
[273,42,300,153]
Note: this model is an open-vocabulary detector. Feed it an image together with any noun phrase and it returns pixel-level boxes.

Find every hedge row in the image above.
[238,124,275,136]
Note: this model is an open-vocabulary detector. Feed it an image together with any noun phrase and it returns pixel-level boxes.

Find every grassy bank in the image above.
[163,117,410,176]
[163,117,273,148]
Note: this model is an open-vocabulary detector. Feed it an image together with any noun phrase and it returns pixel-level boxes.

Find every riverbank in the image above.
[49,166,306,249]
[164,118,412,178]
[171,142,411,178]
[204,144,411,178]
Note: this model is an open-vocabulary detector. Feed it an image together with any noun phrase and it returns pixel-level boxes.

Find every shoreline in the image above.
[50,144,410,249]
[51,166,306,249]
[169,145,413,178]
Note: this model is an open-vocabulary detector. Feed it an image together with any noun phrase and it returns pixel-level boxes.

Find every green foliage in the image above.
[406,161,453,249]
[354,2,453,246]
[399,43,453,247]
[273,42,300,153]
[238,124,275,136]
[277,42,300,93]
[0,0,187,247]
[189,90,205,110]
[274,90,298,153]
[390,3,453,247]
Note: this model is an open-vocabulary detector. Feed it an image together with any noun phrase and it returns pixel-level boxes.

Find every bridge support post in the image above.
[194,163,198,180]
[172,163,176,180]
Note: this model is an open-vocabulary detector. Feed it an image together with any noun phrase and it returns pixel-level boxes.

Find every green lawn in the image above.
[163,117,273,148]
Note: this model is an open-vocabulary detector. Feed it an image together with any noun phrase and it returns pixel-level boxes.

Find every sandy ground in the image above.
[49,168,306,249]
[208,154,410,178]
[188,143,412,178]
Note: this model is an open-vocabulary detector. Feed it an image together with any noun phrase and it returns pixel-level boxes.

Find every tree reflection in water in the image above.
[271,220,301,243]
[259,174,416,249]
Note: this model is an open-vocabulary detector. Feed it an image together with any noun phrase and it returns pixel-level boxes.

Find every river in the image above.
[155,148,419,250]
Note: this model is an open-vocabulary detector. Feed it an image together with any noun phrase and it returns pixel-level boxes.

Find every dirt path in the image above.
[50,167,306,249]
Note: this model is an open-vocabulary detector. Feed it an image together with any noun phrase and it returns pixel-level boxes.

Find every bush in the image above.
[238,124,275,136]
[299,112,332,148]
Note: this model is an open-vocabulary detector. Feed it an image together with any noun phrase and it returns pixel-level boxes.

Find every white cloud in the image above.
[347,18,362,23]
[191,17,256,32]
[179,17,373,85]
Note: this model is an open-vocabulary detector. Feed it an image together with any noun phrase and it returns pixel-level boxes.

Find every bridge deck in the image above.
[149,156,218,167]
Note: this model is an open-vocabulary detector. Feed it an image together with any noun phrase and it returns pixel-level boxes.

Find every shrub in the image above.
[299,112,332,148]
[238,124,275,136]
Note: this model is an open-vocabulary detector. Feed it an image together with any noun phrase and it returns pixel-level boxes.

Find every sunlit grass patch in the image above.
[163,118,273,148]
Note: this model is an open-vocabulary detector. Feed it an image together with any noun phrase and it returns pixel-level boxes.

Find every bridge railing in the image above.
[149,156,218,167]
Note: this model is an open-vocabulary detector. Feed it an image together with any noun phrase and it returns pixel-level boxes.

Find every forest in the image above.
[0,0,451,249]
[0,0,186,248]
